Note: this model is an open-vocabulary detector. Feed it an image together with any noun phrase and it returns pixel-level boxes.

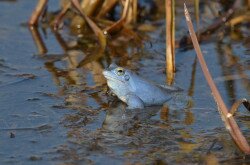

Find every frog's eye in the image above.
[116,67,125,76]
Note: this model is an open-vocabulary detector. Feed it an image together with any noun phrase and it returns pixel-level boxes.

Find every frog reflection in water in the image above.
[103,64,181,109]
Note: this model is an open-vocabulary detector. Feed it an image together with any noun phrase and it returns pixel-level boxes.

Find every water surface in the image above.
[0,0,249,164]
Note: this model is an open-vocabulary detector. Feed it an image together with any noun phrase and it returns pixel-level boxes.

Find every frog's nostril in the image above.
[124,75,130,81]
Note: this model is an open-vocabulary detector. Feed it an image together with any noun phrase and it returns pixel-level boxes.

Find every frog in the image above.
[102,64,182,109]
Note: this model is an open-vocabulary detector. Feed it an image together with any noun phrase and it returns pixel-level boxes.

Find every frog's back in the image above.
[129,73,173,105]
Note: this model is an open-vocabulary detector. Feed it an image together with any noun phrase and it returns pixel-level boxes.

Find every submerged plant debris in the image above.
[0,0,249,164]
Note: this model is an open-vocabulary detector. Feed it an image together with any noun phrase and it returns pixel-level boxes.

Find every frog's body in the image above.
[103,64,181,109]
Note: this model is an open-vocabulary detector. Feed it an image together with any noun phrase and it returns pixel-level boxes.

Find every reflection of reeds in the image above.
[29,0,139,53]
[216,41,250,100]
[184,3,250,154]
[188,57,197,96]
[71,0,106,50]
[54,2,71,30]
[29,26,47,54]
[166,0,175,85]
[104,0,131,35]
[97,0,118,18]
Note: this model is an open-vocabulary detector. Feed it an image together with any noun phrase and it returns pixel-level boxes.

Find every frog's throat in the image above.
[104,75,125,83]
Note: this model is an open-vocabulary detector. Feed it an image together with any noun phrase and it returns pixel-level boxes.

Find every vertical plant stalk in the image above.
[194,0,200,37]
[29,0,48,25]
[184,3,250,154]
[171,0,175,69]
[166,0,175,85]
[132,0,137,24]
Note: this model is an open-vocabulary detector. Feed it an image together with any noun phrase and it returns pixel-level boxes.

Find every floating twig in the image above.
[180,0,240,47]
[230,99,250,114]
[227,12,250,27]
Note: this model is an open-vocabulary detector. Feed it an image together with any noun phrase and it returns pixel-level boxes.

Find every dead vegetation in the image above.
[28,0,250,156]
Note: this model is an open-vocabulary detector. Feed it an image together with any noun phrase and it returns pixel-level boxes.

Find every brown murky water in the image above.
[0,0,250,164]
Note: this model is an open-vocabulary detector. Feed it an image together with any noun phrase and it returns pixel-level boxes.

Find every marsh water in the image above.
[0,0,250,164]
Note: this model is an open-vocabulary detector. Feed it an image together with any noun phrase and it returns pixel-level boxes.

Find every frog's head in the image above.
[102,64,133,98]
